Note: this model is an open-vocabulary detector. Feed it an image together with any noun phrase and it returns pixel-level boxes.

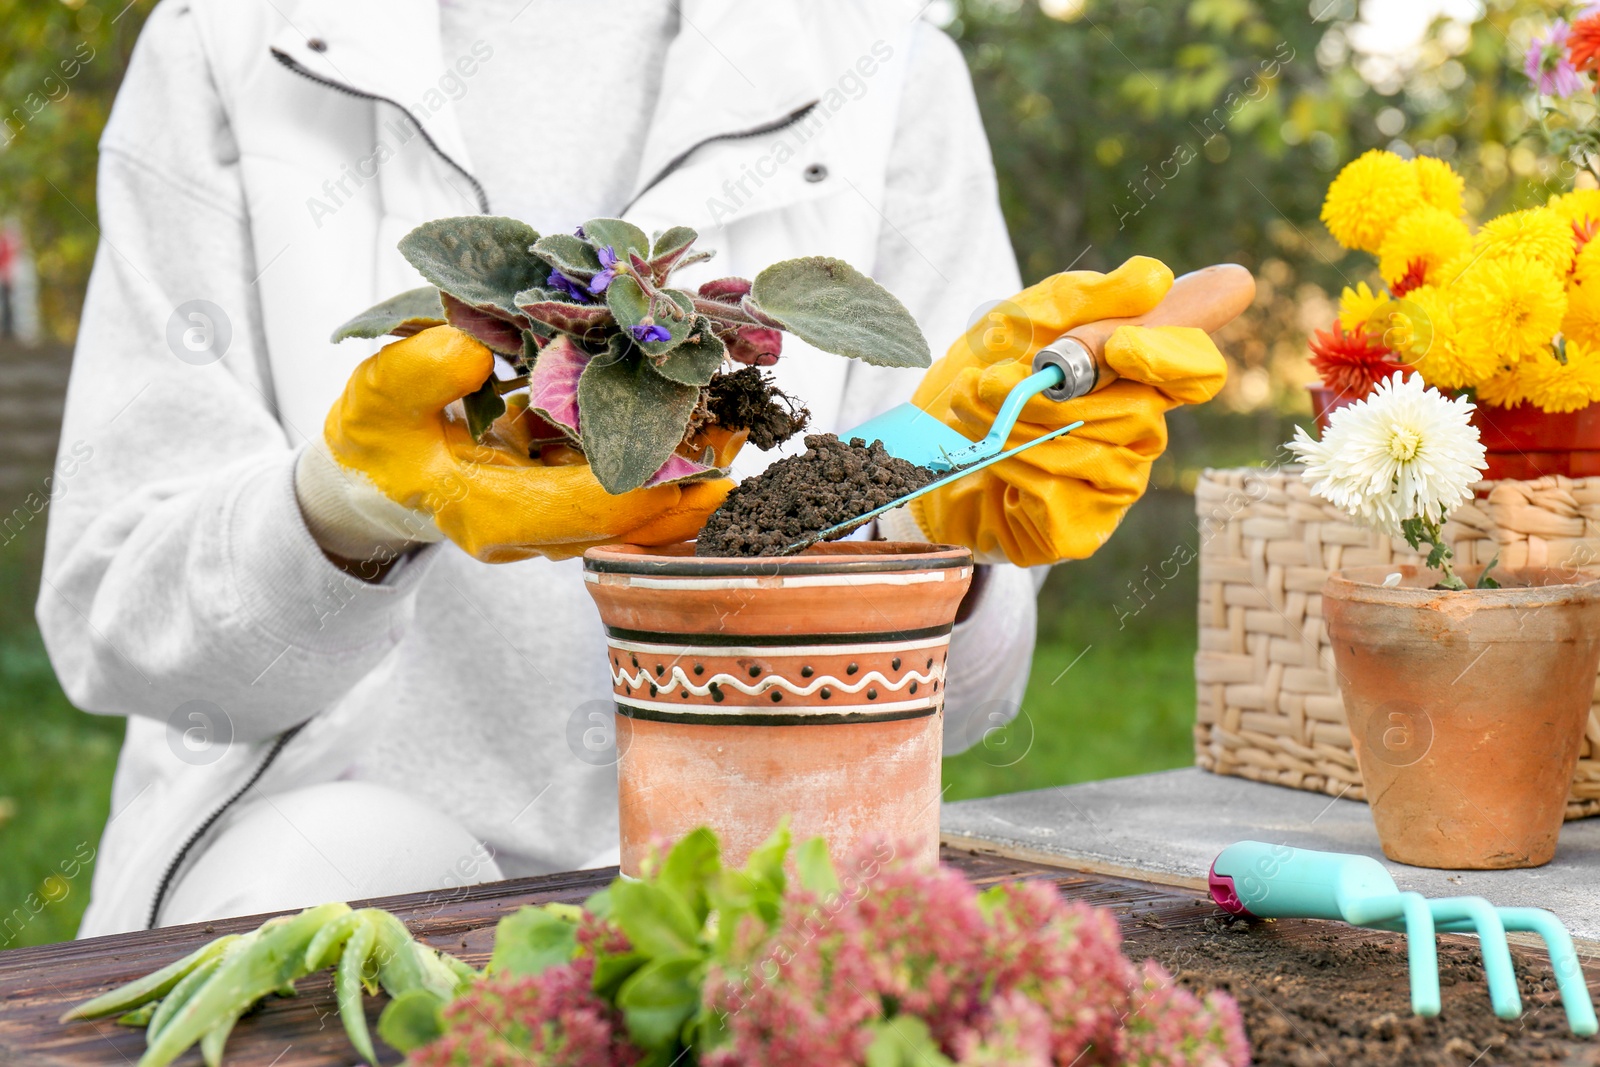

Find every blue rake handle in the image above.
[1210,841,1598,1036]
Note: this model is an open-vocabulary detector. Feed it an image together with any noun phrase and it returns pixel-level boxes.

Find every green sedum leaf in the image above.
[864,1015,955,1067]
[616,956,703,1054]
[795,836,841,899]
[656,828,721,925]
[376,988,447,1053]
[750,257,931,368]
[329,286,445,343]
[399,216,548,315]
[606,879,703,959]
[488,905,581,977]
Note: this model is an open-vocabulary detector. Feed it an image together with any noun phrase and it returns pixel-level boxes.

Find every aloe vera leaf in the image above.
[365,910,458,1001]
[138,902,349,1067]
[337,918,380,1066]
[198,1011,240,1067]
[61,935,240,1022]
[145,952,223,1046]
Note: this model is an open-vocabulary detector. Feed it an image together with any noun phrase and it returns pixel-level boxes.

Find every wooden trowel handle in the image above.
[1034,264,1256,400]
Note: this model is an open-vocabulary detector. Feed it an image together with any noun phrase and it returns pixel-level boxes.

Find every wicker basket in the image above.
[1194,469,1600,819]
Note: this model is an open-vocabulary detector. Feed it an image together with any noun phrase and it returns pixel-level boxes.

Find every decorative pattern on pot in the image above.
[584,542,973,876]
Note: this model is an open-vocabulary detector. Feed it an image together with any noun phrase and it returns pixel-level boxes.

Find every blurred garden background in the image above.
[0,0,1570,946]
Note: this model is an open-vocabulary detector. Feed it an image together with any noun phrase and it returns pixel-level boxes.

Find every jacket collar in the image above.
[266,0,476,179]
[267,0,825,214]
[627,0,825,204]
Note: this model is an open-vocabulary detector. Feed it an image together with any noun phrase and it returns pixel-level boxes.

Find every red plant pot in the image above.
[1308,384,1600,481]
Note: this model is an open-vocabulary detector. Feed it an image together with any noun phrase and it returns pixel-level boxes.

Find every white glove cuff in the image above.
[293,445,442,563]
[876,504,928,544]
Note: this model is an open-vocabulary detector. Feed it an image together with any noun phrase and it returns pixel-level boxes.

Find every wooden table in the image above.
[1,845,1594,1066]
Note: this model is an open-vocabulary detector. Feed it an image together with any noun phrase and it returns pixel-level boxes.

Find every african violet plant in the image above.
[332,217,931,494]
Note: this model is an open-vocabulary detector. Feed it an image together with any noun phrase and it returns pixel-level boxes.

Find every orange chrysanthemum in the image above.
[1570,13,1600,74]
[1308,322,1400,397]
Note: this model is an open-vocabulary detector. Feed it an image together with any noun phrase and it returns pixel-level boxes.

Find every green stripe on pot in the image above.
[614,702,937,727]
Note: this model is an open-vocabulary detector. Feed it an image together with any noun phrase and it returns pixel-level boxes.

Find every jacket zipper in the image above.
[146,723,306,929]
[622,101,819,215]
[270,48,491,214]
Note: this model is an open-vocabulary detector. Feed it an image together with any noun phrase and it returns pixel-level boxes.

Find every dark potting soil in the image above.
[704,367,810,451]
[695,434,939,557]
[1131,915,1590,1066]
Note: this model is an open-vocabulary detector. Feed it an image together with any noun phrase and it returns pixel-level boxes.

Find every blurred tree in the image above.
[949,0,1556,410]
[0,0,154,343]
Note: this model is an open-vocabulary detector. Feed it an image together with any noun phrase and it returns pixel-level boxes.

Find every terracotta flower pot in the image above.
[1309,384,1600,481]
[582,541,973,876]
[1323,564,1600,869]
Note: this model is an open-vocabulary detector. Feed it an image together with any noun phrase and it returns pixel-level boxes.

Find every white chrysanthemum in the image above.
[1287,373,1486,536]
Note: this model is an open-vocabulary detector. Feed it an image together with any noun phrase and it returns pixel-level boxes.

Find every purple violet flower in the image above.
[588,246,619,294]
[631,322,671,343]
[574,225,587,238]
[547,269,591,303]
[1527,21,1582,97]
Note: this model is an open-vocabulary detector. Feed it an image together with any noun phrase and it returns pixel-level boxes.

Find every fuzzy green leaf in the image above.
[583,217,651,259]
[515,287,615,337]
[750,257,930,368]
[649,225,699,278]
[375,989,446,1053]
[532,233,603,279]
[329,286,445,343]
[606,278,697,358]
[462,376,507,440]
[578,351,701,493]
[488,906,580,977]
[399,216,548,315]
[441,293,526,355]
[653,317,726,386]
[616,956,702,1053]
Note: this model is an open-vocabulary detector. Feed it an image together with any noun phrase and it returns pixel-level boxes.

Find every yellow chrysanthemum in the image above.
[1548,189,1600,232]
[1472,207,1576,275]
[1450,253,1566,365]
[1412,156,1465,217]
[1559,239,1600,348]
[1321,150,1425,253]
[1389,285,1495,391]
[1337,281,1389,333]
[1376,206,1472,292]
[1515,342,1600,413]
[1473,365,1531,409]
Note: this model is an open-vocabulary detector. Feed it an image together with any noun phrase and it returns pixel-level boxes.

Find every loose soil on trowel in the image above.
[1131,915,1592,1066]
[695,433,938,557]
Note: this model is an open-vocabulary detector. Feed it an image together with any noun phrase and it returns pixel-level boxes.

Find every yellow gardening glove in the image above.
[908,257,1227,567]
[299,325,731,564]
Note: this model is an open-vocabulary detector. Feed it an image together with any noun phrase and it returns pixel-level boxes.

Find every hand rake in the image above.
[1209,840,1597,1036]
[778,263,1257,553]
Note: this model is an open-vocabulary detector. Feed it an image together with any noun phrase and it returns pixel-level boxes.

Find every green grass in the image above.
[942,608,1196,802]
[0,530,123,951]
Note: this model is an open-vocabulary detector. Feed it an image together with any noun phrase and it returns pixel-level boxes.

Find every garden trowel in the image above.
[779,263,1257,553]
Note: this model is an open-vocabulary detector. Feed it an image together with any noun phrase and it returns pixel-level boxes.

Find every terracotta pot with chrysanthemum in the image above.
[1289,374,1600,869]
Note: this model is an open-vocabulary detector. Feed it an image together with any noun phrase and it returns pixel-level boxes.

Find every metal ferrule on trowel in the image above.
[778,263,1258,554]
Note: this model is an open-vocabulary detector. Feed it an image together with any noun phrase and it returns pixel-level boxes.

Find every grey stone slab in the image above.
[942,768,1600,943]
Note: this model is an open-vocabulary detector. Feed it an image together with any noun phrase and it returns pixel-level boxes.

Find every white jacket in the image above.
[41,0,1039,937]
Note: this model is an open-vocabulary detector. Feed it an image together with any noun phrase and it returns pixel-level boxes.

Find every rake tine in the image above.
[1491,907,1598,1037]
[1347,891,1442,1017]
[1427,897,1521,1019]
